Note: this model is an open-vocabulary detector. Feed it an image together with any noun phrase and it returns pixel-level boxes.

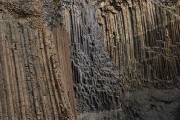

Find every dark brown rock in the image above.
[1,0,180,120]
[96,0,180,119]
[0,0,76,119]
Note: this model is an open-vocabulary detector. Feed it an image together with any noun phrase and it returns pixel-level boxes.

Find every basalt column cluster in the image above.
[61,0,124,119]
[96,0,180,119]
[3,0,180,119]
[0,0,125,120]
[0,0,76,119]
[96,0,180,88]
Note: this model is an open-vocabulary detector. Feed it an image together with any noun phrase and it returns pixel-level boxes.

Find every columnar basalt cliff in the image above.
[96,0,180,88]
[61,1,124,119]
[0,0,76,119]
[0,0,180,120]
[0,0,124,119]
[96,0,180,119]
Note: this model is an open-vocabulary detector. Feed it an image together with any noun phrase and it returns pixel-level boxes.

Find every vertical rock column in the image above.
[0,1,76,119]
[61,0,124,119]
[96,0,180,88]
[52,25,77,119]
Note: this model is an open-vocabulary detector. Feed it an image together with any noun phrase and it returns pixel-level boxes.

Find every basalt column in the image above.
[61,0,124,119]
[96,0,180,87]
[96,0,180,119]
[0,1,77,119]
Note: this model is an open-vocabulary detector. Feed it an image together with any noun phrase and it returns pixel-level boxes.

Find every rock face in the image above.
[0,0,180,120]
[96,0,180,88]
[61,0,124,119]
[0,0,124,119]
[0,0,76,119]
[96,0,180,119]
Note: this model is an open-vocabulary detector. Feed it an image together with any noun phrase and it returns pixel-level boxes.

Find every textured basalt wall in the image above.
[61,0,124,119]
[0,0,76,119]
[96,0,180,119]
[1,0,180,120]
[96,0,180,87]
[0,0,124,120]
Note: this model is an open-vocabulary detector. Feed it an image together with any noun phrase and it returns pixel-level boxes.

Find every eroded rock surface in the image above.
[0,0,124,120]
[96,0,180,119]
[61,0,124,119]
[0,0,76,119]
[0,0,180,120]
